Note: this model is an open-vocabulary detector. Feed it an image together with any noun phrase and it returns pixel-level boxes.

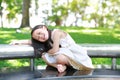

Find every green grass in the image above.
[56,27,120,44]
[0,27,120,69]
[1,27,120,44]
[0,28,31,44]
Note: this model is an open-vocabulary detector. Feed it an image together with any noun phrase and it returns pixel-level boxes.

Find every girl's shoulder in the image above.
[53,29,68,38]
[53,29,66,33]
[52,29,62,34]
[53,28,60,31]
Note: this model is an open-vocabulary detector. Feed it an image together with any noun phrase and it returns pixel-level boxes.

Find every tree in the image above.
[2,0,22,28]
[0,0,3,27]
[20,0,30,28]
[47,0,69,26]
[69,0,89,26]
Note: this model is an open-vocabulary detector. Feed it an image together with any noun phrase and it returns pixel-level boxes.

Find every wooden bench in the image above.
[81,44,120,70]
[0,44,35,71]
[0,44,120,71]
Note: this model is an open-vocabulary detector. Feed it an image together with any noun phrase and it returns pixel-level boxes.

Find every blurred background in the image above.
[0,0,120,28]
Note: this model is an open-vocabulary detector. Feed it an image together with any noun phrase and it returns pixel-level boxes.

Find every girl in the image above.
[31,25,94,73]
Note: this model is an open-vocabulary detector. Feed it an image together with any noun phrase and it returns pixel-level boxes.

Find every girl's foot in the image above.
[57,64,66,73]
[57,71,66,77]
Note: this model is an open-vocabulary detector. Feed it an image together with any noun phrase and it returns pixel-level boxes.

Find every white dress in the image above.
[44,29,94,70]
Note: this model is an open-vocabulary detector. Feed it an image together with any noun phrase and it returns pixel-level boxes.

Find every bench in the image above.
[0,44,35,71]
[0,44,120,71]
[81,44,120,70]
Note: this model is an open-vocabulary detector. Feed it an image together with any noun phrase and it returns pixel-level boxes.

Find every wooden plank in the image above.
[0,44,120,70]
[0,44,35,71]
[81,44,120,58]
[0,44,34,59]
[1,44,120,58]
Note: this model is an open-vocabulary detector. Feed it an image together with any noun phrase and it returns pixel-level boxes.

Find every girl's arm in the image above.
[47,30,62,54]
[10,40,32,45]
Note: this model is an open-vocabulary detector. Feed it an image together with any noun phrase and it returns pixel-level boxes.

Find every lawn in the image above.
[0,26,120,69]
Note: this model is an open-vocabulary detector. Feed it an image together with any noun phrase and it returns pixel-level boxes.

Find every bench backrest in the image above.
[0,44,120,59]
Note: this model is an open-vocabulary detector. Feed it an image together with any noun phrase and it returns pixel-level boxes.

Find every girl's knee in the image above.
[56,54,69,64]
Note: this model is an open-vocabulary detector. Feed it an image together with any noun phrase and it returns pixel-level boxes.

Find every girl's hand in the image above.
[10,40,21,45]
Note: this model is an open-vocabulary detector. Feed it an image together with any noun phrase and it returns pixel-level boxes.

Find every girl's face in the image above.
[32,26,49,42]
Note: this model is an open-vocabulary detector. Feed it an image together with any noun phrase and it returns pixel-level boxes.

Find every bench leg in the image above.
[30,58,35,71]
[111,58,116,70]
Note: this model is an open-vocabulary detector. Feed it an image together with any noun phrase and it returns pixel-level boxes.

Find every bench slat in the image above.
[1,44,120,58]
[0,44,120,70]
[81,44,120,58]
[0,44,34,59]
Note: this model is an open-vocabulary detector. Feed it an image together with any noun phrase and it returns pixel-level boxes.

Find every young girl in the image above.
[31,25,94,73]
[11,25,94,73]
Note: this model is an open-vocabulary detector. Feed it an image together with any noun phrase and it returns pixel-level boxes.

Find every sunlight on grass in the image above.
[0,31,14,38]
[65,28,104,36]
[0,30,12,33]
[80,29,102,35]
[113,34,120,39]
[65,29,81,33]
[0,34,14,38]
[81,29,99,33]
[7,60,29,67]
[92,58,111,65]
[0,28,31,44]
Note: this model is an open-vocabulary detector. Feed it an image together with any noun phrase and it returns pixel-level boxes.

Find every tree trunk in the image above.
[20,0,30,28]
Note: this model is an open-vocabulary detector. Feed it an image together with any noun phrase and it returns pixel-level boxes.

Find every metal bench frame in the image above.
[0,44,120,71]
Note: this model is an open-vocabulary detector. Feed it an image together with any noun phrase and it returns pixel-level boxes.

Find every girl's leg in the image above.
[56,54,70,72]
[56,54,69,65]
[41,54,69,73]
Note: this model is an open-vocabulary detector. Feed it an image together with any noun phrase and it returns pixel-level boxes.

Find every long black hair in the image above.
[31,25,53,57]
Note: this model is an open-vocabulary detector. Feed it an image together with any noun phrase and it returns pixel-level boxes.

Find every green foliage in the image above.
[35,58,46,66]
[0,59,30,71]
[4,0,22,20]
[48,0,120,28]
[0,27,120,69]
[92,58,111,65]
[1,0,120,28]
[48,1,68,26]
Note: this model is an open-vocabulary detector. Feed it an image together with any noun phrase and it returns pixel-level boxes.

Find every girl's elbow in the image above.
[52,48,59,53]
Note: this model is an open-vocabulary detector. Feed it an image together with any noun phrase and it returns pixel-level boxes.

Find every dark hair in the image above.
[31,25,53,58]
